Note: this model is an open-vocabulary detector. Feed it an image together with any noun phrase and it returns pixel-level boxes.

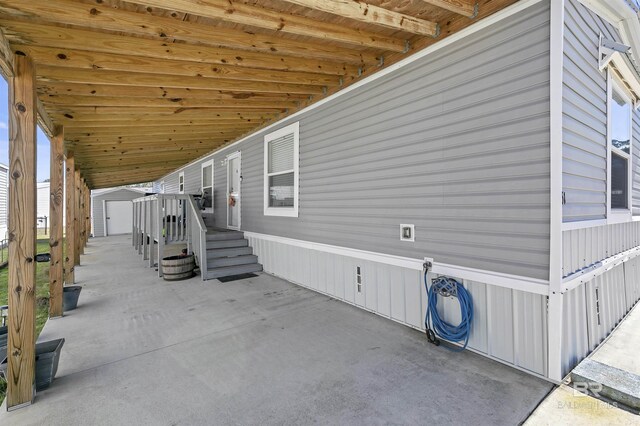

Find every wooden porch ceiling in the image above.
[0,0,516,189]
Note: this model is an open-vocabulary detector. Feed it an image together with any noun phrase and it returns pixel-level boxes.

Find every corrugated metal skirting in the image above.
[563,222,640,276]
[561,256,640,375]
[247,235,548,377]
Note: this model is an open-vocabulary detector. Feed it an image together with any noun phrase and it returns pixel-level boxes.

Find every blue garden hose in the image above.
[424,271,473,352]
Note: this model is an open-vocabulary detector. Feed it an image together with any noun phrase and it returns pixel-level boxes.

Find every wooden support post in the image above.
[74,170,81,265]
[7,52,37,410]
[48,126,64,318]
[85,183,90,243]
[78,179,84,255]
[65,151,76,284]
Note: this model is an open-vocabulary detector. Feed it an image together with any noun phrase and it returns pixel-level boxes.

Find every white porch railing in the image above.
[132,194,208,280]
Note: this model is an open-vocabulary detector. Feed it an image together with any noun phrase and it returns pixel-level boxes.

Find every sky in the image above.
[0,78,51,182]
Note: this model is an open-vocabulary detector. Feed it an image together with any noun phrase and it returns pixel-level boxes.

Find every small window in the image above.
[160,181,165,194]
[609,78,632,212]
[264,122,299,217]
[201,160,214,213]
[178,171,185,194]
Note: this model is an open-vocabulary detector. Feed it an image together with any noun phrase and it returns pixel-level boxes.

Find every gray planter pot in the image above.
[63,286,82,311]
[0,338,65,391]
[35,338,65,391]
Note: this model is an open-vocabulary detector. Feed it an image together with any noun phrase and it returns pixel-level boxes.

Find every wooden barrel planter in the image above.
[162,254,195,281]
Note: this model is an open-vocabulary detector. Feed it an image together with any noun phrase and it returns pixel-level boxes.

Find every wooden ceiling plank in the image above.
[1,20,356,76]
[420,0,477,18]
[18,45,340,86]
[35,65,325,95]
[41,94,301,109]
[129,0,406,51]
[282,0,438,36]
[0,0,379,64]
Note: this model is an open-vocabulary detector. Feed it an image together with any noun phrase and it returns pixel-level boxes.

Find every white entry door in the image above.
[227,152,241,229]
[105,200,133,235]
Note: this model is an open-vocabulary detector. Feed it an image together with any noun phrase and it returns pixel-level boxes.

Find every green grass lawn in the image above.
[0,239,55,403]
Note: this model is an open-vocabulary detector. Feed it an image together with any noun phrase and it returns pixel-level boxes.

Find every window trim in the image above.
[263,122,299,217]
[201,159,214,213]
[178,171,185,194]
[607,71,634,224]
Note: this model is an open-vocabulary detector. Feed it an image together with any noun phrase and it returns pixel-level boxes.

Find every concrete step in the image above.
[207,263,263,279]
[206,231,244,241]
[208,255,258,268]
[206,239,249,249]
[571,358,640,410]
[207,246,253,259]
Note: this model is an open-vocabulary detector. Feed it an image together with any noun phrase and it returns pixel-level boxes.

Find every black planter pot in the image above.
[63,286,82,311]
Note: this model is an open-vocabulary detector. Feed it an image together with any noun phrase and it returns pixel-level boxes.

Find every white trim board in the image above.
[91,186,149,198]
[243,231,550,295]
[157,0,545,181]
[562,244,640,292]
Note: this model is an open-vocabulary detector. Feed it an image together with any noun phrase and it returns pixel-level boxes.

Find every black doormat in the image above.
[217,273,258,283]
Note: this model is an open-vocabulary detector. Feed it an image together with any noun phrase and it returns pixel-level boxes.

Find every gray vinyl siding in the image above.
[157,1,551,280]
[163,158,211,196]
[561,0,627,222]
[92,189,144,237]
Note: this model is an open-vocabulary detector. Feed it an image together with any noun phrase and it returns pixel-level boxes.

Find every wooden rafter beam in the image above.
[69,135,232,146]
[0,20,356,76]
[282,0,438,36]
[65,122,255,133]
[74,147,220,159]
[420,0,477,18]
[36,97,54,137]
[40,95,301,110]
[35,66,325,95]
[0,26,14,77]
[131,0,405,51]
[17,45,341,86]
[61,118,262,128]
[80,159,198,172]
[0,0,381,62]
[51,110,279,121]
[37,82,313,101]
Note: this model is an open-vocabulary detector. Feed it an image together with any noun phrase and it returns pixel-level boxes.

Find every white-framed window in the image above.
[607,73,633,223]
[178,171,185,194]
[264,122,299,217]
[201,160,214,213]
[160,181,165,194]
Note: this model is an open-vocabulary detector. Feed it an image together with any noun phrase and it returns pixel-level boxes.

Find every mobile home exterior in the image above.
[152,0,640,381]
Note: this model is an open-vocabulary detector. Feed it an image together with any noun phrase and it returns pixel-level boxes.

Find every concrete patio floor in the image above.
[1,235,552,425]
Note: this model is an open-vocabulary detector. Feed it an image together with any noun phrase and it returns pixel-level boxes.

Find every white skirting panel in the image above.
[247,234,548,377]
[561,255,640,376]
[563,222,640,277]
